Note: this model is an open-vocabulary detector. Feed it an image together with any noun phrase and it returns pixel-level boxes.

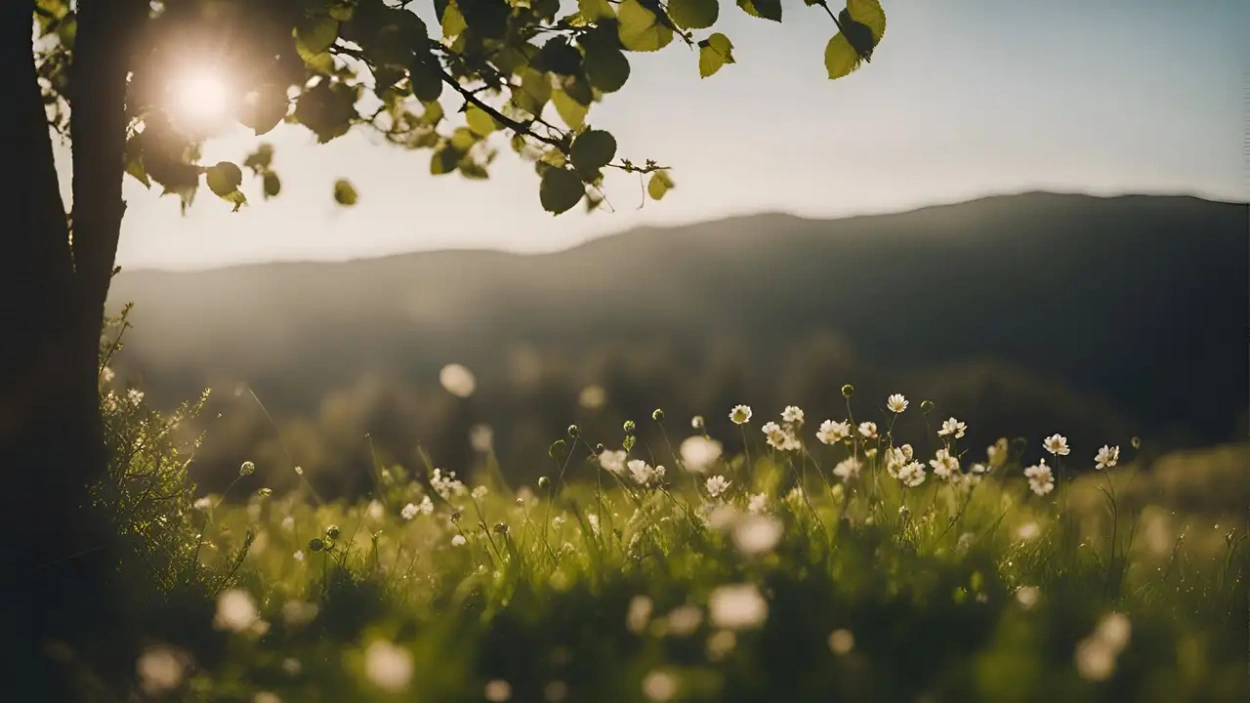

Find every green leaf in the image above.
[577,0,615,21]
[410,55,445,103]
[535,38,583,76]
[205,161,243,197]
[647,171,674,200]
[449,127,479,152]
[466,105,498,137]
[668,0,718,29]
[570,129,616,178]
[824,33,863,80]
[239,85,289,136]
[552,89,588,130]
[697,33,735,78]
[512,67,552,117]
[262,172,281,199]
[736,0,781,22]
[293,81,358,143]
[205,161,246,211]
[847,0,887,43]
[295,17,340,59]
[539,167,585,214]
[441,1,468,37]
[430,144,463,175]
[839,8,880,61]
[618,0,674,52]
[584,45,630,93]
[242,143,275,174]
[333,178,357,206]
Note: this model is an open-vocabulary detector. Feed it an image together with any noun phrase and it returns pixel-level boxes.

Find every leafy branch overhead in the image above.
[34,0,888,216]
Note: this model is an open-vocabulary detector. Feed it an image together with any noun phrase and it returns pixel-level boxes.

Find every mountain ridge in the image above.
[115,190,1246,276]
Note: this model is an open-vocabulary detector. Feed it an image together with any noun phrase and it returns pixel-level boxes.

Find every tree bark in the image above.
[1,1,145,696]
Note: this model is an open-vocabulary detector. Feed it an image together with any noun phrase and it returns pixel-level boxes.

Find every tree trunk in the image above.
[1,1,144,696]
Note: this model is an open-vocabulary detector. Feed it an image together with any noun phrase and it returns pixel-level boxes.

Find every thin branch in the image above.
[437,65,568,152]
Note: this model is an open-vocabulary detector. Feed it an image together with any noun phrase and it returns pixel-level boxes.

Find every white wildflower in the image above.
[897,461,926,488]
[484,680,512,702]
[729,405,752,424]
[732,515,783,556]
[816,420,852,445]
[364,640,413,692]
[627,460,665,487]
[762,422,800,451]
[705,475,731,499]
[101,367,116,383]
[1016,521,1040,540]
[1015,586,1040,609]
[642,670,677,701]
[857,422,877,439]
[1024,460,1055,496]
[193,497,212,511]
[627,595,653,633]
[747,492,768,515]
[665,605,703,636]
[598,449,628,476]
[886,394,908,413]
[781,406,804,425]
[127,388,145,405]
[828,629,855,655]
[706,629,737,661]
[451,534,467,546]
[929,448,960,479]
[438,363,476,398]
[213,589,259,633]
[680,436,722,473]
[471,485,489,500]
[136,646,188,695]
[1095,445,1119,470]
[1043,434,1070,456]
[939,417,967,439]
[401,503,420,520]
[833,457,862,481]
[431,468,467,499]
[708,583,768,630]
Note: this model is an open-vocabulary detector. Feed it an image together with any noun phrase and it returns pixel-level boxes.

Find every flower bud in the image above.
[651,408,664,421]
[239,461,256,477]
[325,524,340,540]
[623,420,636,434]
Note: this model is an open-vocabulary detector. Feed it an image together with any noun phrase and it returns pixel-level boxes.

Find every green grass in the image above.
[82,381,1248,703]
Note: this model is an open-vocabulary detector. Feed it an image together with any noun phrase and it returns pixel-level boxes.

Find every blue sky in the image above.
[83,0,1247,270]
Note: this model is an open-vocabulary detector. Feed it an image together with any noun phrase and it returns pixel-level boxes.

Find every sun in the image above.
[169,68,232,133]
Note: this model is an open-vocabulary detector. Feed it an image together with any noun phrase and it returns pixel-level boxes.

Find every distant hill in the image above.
[107,193,1249,492]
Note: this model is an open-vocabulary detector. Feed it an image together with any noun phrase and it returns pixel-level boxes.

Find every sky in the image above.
[60,0,1249,271]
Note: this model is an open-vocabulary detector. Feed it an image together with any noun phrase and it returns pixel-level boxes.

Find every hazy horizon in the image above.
[115,188,1244,273]
[53,0,1246,271]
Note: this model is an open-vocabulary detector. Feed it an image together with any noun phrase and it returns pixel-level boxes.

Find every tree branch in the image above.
[436,65,568,152]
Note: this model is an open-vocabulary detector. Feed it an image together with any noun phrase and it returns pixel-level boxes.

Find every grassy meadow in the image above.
[82,356,1249,703]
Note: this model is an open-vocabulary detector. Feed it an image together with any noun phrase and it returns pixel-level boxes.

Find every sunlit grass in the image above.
[89,345,1247,702]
